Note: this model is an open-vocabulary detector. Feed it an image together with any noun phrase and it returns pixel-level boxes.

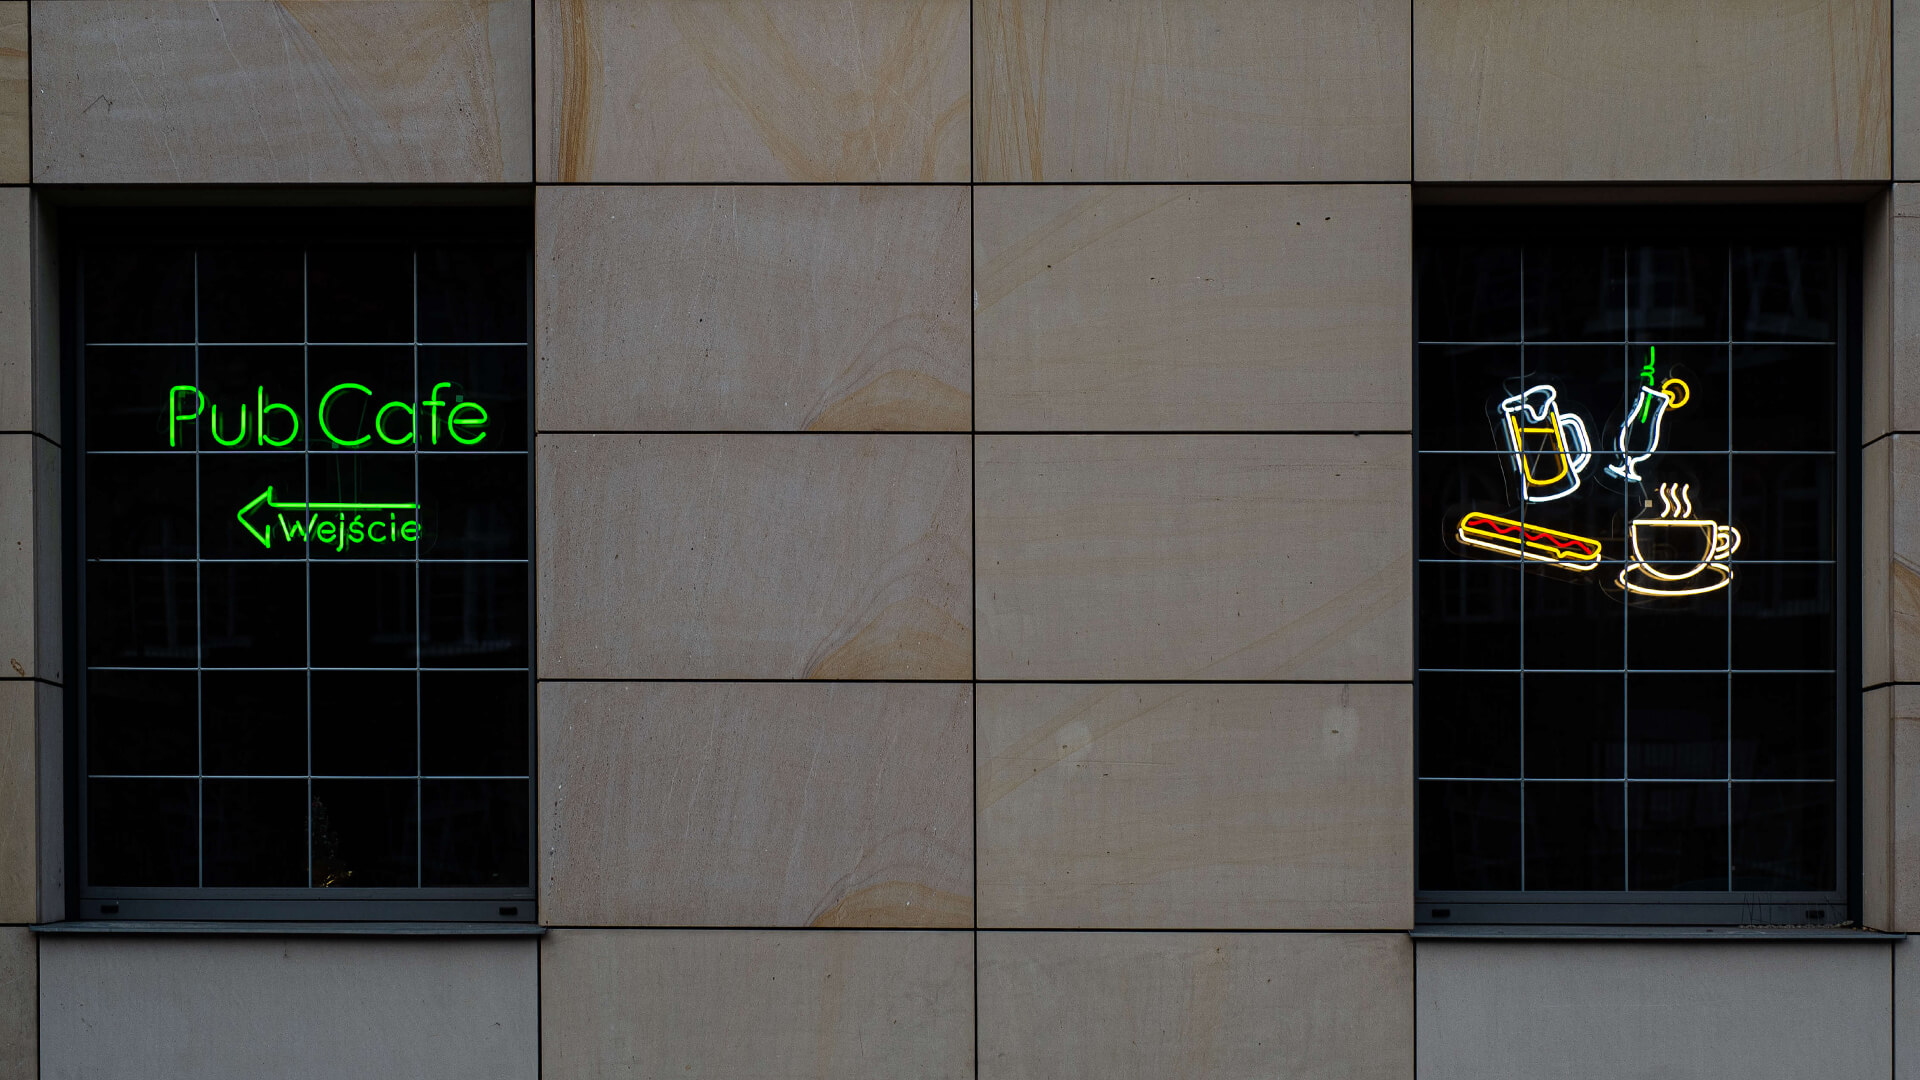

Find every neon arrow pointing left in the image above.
[236,485,419,549]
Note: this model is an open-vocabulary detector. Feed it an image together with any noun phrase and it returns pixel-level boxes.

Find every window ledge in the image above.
[1412,925,1902,942]
[30,921,544,937]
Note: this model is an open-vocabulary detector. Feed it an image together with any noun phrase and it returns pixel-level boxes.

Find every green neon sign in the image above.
[168,382,489,448]
[237,486,421,552]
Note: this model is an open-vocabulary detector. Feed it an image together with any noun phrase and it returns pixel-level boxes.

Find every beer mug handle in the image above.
[1559,412,1592,474]
[1713,525,1743,559]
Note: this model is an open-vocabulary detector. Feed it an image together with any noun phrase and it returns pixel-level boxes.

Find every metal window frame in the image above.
[60,204,537,922]
[1412,203,1863,927]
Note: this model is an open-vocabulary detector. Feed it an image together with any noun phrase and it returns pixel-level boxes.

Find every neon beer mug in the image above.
[1499,385,1592,503]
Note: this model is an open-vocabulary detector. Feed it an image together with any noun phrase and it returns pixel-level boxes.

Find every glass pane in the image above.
[419,453,527,559]
[89,778,197,886]
[1524,673,1622,779]
[1417,346,1522,450]
[417,248,528,344]
[308,347,414,452]
[87,561,196,667]
[1731,674,1835,780]
[202,671,306,776]
[1419,454,1514,561]
[203,779,307,886]
[311,779,417,887]
[422,779,529,886]
[201,562,305,667]
[1418,780,1522,890]
[1523,565,1624,670]
[200,453,305,559]
[1731,563,1833,669]
[1731,345,1836,450]
[84,346,195,451]
[1629,245,1726,342]
[1731,454,1834,562]
[307,246,411,343]
[87,670,196,776]
[309,562,416,668]
[197,346,305,451]
[1734,246,1835,342]
[418,347,529,453]
[1524,781,1624,890]
[1626,586,1728,671]
[307,452,417,560]
[1420,672,1520,779]
[84,247,194,344]
[86,453,194,559]
[1524,245,1625,342]
[421,672,530,776]
[422,562,528,668]
[1732,783,1835,890]
[198,247,303,344]
[1628,782,1727,890]
[1627,674,1727,779]
[1419,561,1520,670]
[1626,343,1728,452]
[311,670,416,777]
[1417,246,1521,342]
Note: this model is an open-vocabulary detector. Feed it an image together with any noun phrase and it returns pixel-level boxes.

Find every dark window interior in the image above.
[70,207,534,919]
[1415,207,1854,924]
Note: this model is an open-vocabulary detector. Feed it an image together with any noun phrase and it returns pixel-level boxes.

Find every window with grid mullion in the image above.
[77,213,534,913]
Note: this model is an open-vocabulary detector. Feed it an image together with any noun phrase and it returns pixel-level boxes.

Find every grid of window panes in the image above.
[1417,233,1841,896]
[79,237,531,894]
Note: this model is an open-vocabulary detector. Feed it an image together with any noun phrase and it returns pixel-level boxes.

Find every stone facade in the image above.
[2,1,1916,1077]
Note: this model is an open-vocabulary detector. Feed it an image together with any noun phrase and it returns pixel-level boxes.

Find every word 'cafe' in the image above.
[165,381,490,448]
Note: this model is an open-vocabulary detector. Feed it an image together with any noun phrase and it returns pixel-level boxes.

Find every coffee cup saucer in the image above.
[1616,561,1732,597]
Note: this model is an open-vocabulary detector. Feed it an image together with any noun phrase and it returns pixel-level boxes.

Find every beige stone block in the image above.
[978,683,1410,929]
[541,929,973,1079]
[41,936,538,1080]
[536,0,969,182]
[1901,0,1920,180]
[537,186,970,432]
[1884,686,1920,932]
[1869,686,1893,930]
[1414,0,1891,180]
[1898,939,1920,1078]
[975,435,1410,680]
[1868,190,1894,443]
[0,682,31,925]
[1871,436,1893,687]
[974,0,1409,182]
[31,681,56,922]
[0,190,29,434]
[31,0,533,183]
[1417,940,1891,1079]
[0,433,53,683]
[538,434,970,679]
[0,4,22,184]
[1895,436,1920,681]
[978,932,1412,1080]
[539,681,973,927]
[975,185,1409,431]
[0,928,30,1080]
[1891,187,1920,431]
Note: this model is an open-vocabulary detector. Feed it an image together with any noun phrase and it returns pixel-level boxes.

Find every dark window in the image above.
[1415,207,1853,925]
[70,208,533,921]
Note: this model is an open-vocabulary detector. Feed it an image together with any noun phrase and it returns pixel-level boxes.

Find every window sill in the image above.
[30,920,545,937]
[1411,925,1902,942]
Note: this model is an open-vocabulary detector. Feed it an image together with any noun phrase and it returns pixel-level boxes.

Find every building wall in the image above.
[0,1,1913,1078]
